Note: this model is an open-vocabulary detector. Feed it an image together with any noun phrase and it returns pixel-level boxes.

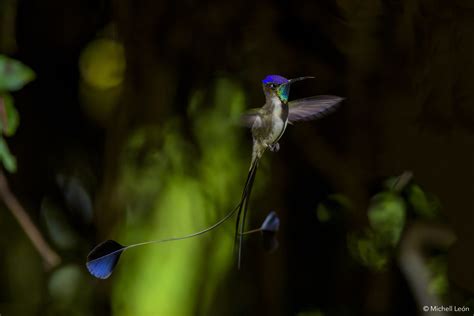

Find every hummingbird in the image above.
[235,74,344,268]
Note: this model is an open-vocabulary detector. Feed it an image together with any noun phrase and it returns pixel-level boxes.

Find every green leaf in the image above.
[407,184,440,219]
[368,192,406,247]
[0,93,19,136]
[347,232,388,270]
[357,236,388,270]
[327,194,353,210]
[0,137,16,172]
[427,257,449,299]
[0,55,36,92]
[316,204,331,222]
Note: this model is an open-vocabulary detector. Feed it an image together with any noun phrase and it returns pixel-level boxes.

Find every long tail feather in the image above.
[238,164,257,268]
[86,201,243,279]
[234,157,259,269]
[86,240,125,279]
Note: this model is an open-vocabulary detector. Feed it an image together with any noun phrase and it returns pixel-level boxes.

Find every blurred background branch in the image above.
[0,168,60,268]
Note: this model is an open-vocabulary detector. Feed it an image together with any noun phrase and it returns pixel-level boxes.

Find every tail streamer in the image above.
[234,157,259,269]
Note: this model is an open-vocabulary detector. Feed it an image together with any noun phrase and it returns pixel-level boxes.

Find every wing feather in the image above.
[288,95,344,123]
[239,108,262,128]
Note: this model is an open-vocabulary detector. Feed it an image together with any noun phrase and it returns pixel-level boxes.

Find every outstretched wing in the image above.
[288,95,344,123]
[239,108,262,128]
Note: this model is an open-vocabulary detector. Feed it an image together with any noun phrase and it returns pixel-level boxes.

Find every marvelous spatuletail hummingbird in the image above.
[234,75,344,268]
[85,75,343,278]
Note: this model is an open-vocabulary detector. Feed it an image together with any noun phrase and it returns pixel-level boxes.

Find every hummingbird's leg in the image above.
[269,143,280,152]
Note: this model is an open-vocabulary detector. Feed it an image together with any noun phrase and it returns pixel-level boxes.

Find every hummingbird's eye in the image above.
[268,83,276,89]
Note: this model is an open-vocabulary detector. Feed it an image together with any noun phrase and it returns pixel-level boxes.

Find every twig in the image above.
[392,170,413,193]
[0,169,60,268]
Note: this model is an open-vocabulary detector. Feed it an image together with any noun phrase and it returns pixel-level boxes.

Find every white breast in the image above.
[271,118,285,143]
[270,98,286,144]
[271,96,282,116]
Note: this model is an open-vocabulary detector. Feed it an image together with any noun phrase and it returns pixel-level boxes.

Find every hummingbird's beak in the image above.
[288,76,315,85]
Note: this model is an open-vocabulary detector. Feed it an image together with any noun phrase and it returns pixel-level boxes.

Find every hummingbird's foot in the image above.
[269,143,280,152]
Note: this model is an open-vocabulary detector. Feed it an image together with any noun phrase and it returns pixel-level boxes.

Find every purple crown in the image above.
[262,75,289,85]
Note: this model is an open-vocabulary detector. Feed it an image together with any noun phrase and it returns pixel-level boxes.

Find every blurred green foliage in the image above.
[340,188,406,270]
[427,256,449,300]
[0,55,35,91]
[0,93,19,136]
[79,36,125,125]
[316,203,331,223]
[316,194,352,224]
[407,184,441,220]
[111,78,248,315]
[0,54,35,172]
[349,231,389,270]
[41,197,80,249]
[368,192,406,247]
[0,135,16,172]
[342,176,450,279]
[356,191,406,269]
[79,38,125,90]
[48,264,92,315]
[345,176,445,270]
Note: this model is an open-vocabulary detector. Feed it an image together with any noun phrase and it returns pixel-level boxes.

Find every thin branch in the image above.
[0,169,60,268]
[392,170,413,193]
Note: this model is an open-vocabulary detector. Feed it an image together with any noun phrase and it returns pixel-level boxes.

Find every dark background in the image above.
[1,0,474,315]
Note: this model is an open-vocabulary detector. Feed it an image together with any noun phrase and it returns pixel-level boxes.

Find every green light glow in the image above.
[111,78,248,316]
